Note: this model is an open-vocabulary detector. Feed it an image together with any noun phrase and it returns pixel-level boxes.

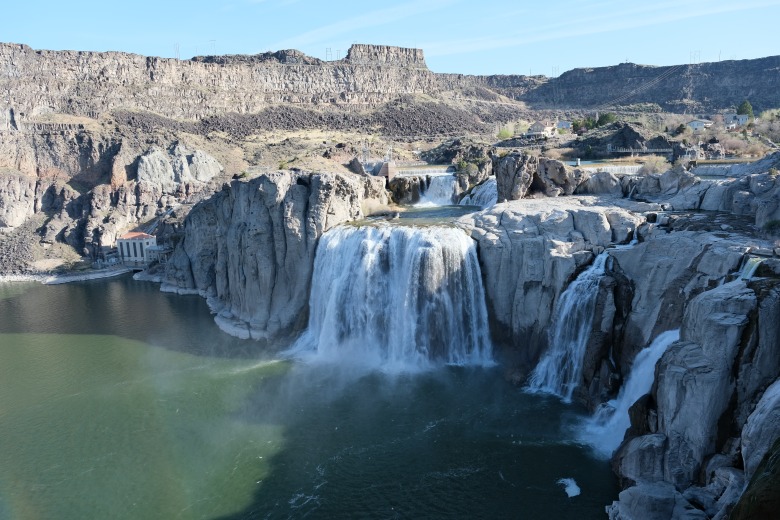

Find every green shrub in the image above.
[764,220,780,234]
[497,127,513,140]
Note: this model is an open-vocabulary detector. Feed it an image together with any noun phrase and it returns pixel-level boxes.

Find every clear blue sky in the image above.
[4,0,779,75]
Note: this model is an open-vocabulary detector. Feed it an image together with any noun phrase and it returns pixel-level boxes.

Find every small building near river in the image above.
[117,232,156,266]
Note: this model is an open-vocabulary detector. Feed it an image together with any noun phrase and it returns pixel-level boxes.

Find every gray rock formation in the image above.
[137,145,222,192]
[609,279,780,520]
[629,153,780,228]
[742,379,780,481]
[606,482,708,520]
[575,170,624,196]
[460,196,643,371]
[494,152,536,202]
[0,172,36,227]
[521,57,780,112]
[494,153,586,201]
[606,232,747,365]
[533,158,584,197]
[657,282,756,487]
[162,170,388,341]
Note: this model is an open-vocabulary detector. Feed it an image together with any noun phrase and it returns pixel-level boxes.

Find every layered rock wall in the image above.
[161,171,388,342]
[0,43,478,122]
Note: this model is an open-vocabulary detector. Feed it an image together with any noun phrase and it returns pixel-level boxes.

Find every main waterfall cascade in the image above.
[527,252,609,402]
[459,178,497,209]
[291,224,493,371]
[418,174,457,206]
[579,330,680,458]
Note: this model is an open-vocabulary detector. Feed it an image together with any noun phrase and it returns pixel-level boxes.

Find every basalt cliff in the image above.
[157,151,780,519]
[2,42,780,519]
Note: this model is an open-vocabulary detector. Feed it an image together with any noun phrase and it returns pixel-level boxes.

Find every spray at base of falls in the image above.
[459,178,497,209]
[526,252,609,402]
[290,224,493,372]
[578,330,680,458]
[417,175,457,206]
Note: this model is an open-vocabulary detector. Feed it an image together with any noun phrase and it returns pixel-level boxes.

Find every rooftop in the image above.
[119,232,155,240]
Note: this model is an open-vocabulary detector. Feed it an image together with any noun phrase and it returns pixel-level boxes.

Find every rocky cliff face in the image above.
[0,43,479,122]
[459,197,643,372]
[3,42,777,126]
[519,57,780,111]
[0,122,229,271]
[161,170,388,342]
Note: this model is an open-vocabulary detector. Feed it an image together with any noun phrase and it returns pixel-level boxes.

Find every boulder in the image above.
[731,437,780,520]
[388,175,424,204]
[613,434,667,486]
[742,378,780,480]
[575,170,624,196]
[606,482,708,520]
[493,152,536,202]
[532,158,583,197]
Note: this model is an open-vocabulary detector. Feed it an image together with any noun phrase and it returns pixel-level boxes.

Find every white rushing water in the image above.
[418,175,457,206]
[291,224,493,371]
[527,253,609,402]
[579,330,680,458]
[459,178,497,209]
[557,478,581,498]
[740,256,763,280]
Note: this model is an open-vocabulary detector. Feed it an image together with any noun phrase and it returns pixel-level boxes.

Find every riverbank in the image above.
[0,265,132,285]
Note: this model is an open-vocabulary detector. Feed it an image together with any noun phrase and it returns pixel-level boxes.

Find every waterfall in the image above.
[740,257,763,280]
[459,178,497,209]
[527,253,609,402]
[579,330,680,458]
[418,175,457,206]
[291,224,493,371]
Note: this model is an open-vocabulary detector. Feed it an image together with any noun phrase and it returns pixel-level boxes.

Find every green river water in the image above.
[0,276,617,519]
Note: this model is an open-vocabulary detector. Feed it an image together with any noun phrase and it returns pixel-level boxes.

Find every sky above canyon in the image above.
[5,0,779,75]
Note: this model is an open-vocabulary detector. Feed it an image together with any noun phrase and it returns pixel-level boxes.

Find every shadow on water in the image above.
[0,274,275,359]
[215,363,619,520]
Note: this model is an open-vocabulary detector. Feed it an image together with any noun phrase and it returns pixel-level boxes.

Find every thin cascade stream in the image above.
[579,330,680,458]
[527,252,609,401]
[418,175,457,206]
[459,177,497,208]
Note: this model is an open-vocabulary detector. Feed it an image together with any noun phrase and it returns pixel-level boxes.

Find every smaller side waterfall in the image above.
[527,253,609,402]
[459,178,497,209]
[291,224,493,371]
[740,256,763,280]
[418,175,457,206]
[579,330,680,458]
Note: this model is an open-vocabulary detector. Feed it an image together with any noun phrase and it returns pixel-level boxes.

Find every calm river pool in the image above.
[0,275,617,519]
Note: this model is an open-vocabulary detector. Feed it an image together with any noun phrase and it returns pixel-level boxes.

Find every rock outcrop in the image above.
[606,277,780,519]
[459,196,643,372]
[521,57,780,112]
[0,172,36,227]
[494,152,584,201]
[628,153,780,228]
[162,170,388,342]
